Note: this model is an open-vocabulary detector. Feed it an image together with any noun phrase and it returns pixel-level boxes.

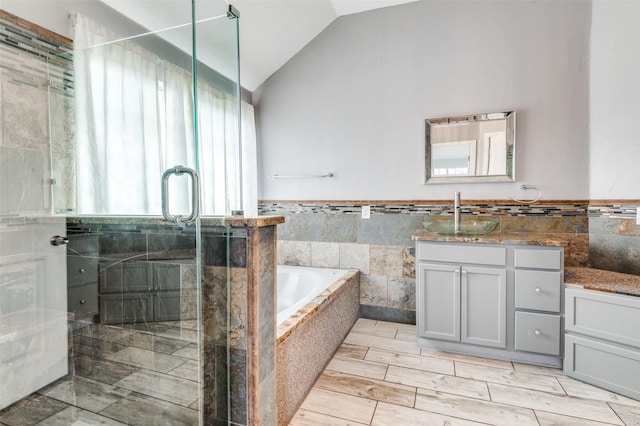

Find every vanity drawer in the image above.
[514,248,562,270]
[565,334,640,400]
[67,256,98,287]
[68,283,98,317]
[515,270,562,312]
[417,243,506,266]
[514,311,561,355]
[67,235,98,255]
[566,288,640,347]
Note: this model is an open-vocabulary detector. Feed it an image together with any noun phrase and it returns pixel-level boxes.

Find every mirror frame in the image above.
[425,111,516,184]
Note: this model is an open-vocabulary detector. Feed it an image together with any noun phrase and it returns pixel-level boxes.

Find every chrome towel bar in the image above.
[268,173,334,179]
[509,184,542,204]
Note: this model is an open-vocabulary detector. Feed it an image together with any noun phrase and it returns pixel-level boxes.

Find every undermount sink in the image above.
[424,219,498,236]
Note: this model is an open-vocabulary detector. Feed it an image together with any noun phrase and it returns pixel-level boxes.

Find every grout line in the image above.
[605,402,626,426]
[555,376,569,397]
[532,408,542,425]
[367,401,379,426]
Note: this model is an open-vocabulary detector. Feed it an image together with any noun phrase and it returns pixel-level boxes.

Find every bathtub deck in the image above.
[277,269,359,344]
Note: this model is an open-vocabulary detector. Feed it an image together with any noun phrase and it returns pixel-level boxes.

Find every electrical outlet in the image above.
[362,205,371,219]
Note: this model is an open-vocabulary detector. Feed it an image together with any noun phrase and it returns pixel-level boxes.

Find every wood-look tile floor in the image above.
[290,319,640,426]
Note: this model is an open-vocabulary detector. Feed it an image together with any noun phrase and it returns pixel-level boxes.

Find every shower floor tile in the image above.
[113,369,199,407]
[0,395,69,426]
[106,347,187,374]
[96,392,198,426]
[35,406,127,426]
[0,321,200,426]
[38,376,132,413]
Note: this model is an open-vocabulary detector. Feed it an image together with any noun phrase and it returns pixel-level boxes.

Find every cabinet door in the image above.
[99,292,153,324]
[461,266,506,348]
[154,290,181,322]
[417,263,460,341]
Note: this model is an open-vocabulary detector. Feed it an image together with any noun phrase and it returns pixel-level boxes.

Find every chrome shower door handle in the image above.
[161,165,200,226]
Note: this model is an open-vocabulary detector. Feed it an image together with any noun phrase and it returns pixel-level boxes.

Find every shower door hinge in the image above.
[227,5,240,19]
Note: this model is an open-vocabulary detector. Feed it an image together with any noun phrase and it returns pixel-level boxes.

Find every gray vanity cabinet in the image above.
[416,240,564,366]
[98,261,182,324]
[417,243,507,349]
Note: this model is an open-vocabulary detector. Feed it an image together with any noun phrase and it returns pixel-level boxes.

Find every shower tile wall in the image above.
[260,202,590,323]
[0,11,75,215]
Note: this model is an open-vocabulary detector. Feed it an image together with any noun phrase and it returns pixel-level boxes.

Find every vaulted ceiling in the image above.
[2,0,418,92]
[102,0,419,91]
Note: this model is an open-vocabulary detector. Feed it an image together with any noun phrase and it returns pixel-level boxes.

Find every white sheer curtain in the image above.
[72,14,254,217]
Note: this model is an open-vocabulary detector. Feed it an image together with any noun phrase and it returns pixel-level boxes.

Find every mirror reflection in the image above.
[425,111,515,184]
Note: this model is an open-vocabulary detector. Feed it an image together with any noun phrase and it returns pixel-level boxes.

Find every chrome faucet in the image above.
[454,191,461,234]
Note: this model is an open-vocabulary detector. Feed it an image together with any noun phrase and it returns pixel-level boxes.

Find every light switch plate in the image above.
[362,205,371,219]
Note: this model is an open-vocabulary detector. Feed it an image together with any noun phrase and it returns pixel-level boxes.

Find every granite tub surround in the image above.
[262,200,589,324]
[275,268,360,426]
[565,267,640,297]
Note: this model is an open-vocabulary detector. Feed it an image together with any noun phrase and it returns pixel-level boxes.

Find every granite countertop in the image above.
[223,215,285,227]
[412,229,568,246]
[565,267,640,297]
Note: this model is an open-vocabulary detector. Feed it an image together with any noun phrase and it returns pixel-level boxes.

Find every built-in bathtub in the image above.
[275,265,360,425]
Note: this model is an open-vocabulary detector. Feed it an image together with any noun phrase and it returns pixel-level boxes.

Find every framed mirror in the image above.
[425,111,515,184]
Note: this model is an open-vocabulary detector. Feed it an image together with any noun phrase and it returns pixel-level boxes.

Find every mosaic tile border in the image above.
[258,201,589,217]
[0,10,73,97]
[588,205,638,219]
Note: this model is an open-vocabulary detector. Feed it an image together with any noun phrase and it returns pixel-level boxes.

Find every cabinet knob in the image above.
[80,299,86,304]
[461,269,468,276]
[534,287,542,293]
[148,287,152,292]
[534,329,542,336]
[79,268,86,274]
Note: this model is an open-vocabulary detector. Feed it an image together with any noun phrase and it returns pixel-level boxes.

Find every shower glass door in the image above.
[27,1,237,424]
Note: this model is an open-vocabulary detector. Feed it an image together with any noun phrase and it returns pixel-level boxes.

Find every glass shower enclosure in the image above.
[0,1,242,424]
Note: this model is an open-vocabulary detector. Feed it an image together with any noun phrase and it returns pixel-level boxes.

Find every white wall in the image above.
[254,0,591,201]
[589,1,640,200]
